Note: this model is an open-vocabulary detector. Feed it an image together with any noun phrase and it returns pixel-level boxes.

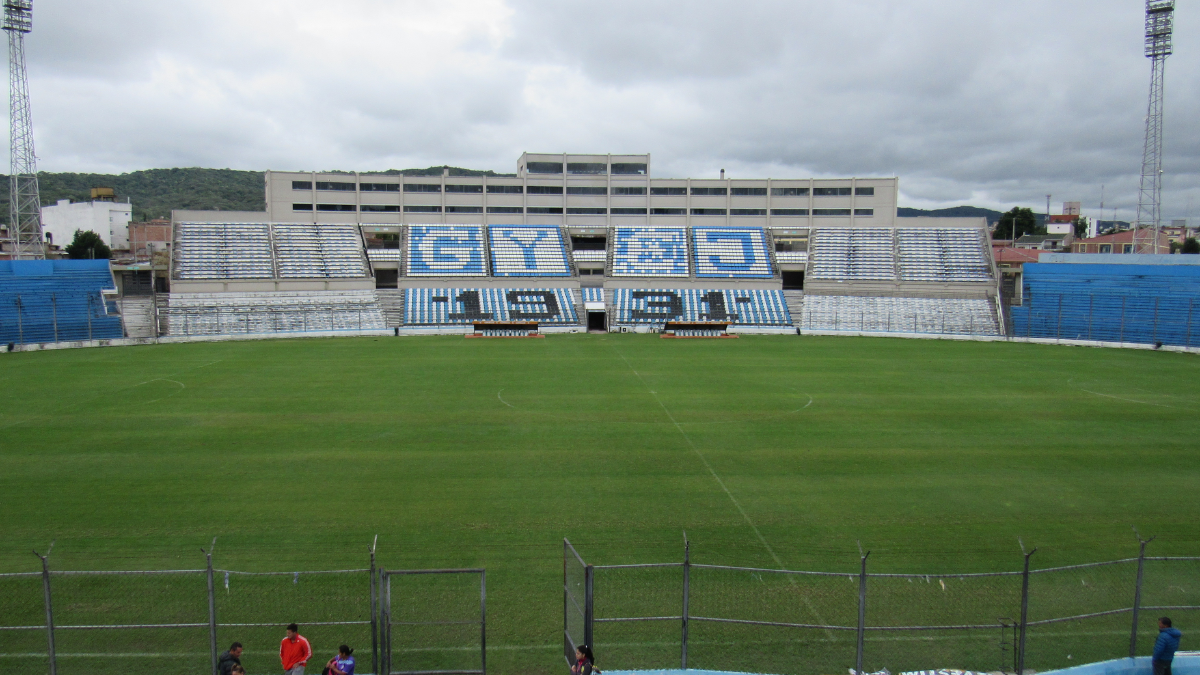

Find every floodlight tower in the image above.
[3,0,43,259]
[1133,0,1174,254]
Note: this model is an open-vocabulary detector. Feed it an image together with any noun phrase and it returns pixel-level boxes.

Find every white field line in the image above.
[612,349,834,638]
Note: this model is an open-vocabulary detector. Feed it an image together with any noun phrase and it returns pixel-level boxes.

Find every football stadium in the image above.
[2,149,1200,675]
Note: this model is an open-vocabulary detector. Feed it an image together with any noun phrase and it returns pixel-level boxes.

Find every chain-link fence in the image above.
[2,543,485,675]
[565,538,1200,675]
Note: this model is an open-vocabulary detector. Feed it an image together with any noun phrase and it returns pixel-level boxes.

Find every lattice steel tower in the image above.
[1133,0,1174,254]
[4,0,43,259]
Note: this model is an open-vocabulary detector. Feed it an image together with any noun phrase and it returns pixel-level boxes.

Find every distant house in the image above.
[1014,233,1072,250]
[1071,229,1170,254]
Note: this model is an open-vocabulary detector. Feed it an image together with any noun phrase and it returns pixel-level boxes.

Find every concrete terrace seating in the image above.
[612,289,791,326]
[691,226,774,278]
[165,290,385,336]
[175,223,274,279]
[610,227,689,277]
[487,225,572,277]
[1010,262,1200,346]
[404,288,578,325]
[897,228,992,282]
[273,224,369,278]
[808,228,897,281]
[407,225,487,276]
[571,250,606,263]
[801,295,1000,335]
[0,259,123,344]
[581,288,605,304]
[774,251,808,264]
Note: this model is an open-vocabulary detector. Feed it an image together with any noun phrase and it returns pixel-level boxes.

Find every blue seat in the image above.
[691,227,774,278]
[611,289,791,326]
[487,225,572,277]
[611,227,689,277]
[581,288,605,304]
[0,260,124,344]
[407,225,488,276]
[404,288,579,325]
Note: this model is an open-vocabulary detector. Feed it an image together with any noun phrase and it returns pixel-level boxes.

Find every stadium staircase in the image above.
[375,289,405,328]
[118,297,156,338]
[783,290,805,329]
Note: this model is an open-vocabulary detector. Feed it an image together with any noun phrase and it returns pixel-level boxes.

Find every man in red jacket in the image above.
[280,623,313,675]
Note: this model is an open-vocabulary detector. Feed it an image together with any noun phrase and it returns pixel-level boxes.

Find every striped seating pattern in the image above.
[487,225,571,277]
[691,226,774,278]
[404,288,579,325]
[581,288,605,303]
[274,224,369,278]
[0,259,123,344]
[407,225,487,276]
[897,228,992,282]
[611,227,689,277]
[175,223,274,279]
[166,290,385,336]
[801,295,999,335]
[612,289,791,326]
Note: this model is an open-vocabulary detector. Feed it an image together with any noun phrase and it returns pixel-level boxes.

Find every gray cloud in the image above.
[12,0,1200,220]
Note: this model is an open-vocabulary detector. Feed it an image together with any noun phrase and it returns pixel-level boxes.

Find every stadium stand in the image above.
[808,228,897,281]
[1011,262,1200,346]
[571,249,606,263]
[405,288,579,325]
[0,259,124,344]
[612,289,791,326]
[802,295,1000,335]
[897,228,991,282]
[166,290,385,336]
[610,227,689,277]
[407,225,488,276]
[487,225,572,277]
[581,288,605,304]
[691,226,774,278]
[273,224,370,278]
[175,223,274,279]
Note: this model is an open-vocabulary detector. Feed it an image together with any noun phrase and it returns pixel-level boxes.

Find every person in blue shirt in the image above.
[1153,617,1182,675]
[325,645,354,675]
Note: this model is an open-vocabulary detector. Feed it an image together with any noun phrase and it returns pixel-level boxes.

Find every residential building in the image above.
[1071,229,1171,254]
[41,195,132,250]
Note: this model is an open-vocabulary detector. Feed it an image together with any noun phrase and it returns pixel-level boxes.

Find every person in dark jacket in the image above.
[570,645,598,675]
[218,642,244,675]
[1153,617,1182,675]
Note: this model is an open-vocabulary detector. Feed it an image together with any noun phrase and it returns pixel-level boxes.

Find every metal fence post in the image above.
[370,537,379,675]
[1088,295,1094,341]
[34,544,56,675]
[682,539,690,669]
[382,571,391,675]
[16,295,23,343]
[1056,295,1063,340]
[1129,532,1156,658]
[1120,297,1126,344]
[584,564,594,650]
[480,570,487,675]
[87,295,93,341]
[1187,299,1195,348]
[1017,545,1037,675]
[52,294,58,343]
[1153,297,1160,344]
[204,539,218,675]
[856,550,869,675]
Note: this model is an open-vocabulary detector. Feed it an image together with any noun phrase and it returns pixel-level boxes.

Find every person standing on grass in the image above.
[1154,617,1182,675]
[280,623,313,675]
[218,642,243,675]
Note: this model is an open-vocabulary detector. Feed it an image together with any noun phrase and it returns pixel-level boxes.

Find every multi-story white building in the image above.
[41,198,132,250]
[264,152,899,229]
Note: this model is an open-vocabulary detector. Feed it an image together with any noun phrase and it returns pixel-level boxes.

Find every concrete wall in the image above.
[42,199,132,249]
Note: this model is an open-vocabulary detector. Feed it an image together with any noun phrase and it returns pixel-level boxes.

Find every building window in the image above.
[527,185,564,195]
[691,187,727,196]
[360,204,400,212]
[854,209,874,217]
[1122,244,1133,253]
[691,208,727,216]
[293,203,313,211]
[813,208,852,216]
[361,183,400,192]
[445,184,483,193]
[855,187,875,196]
[730,209,767,216]
[316,181,356,192]
[1099,244,1112,253]
[567,186,607,195]
[567,207,607,215]
[487,185,523,194]
[731,187,767,196]
[813,187,852,196]
[770,209,808,216]
[292,181,312,190]
[527,207,564,214]
[611,207,648,215]
[612,186,646,196]
[403,205,442,213]
[404,184,441,193]
[487,206,523,214]
[611,163,647,175]
[567,162,607,175]
[650,187,688,196]
[526,162,563,174]
[446,206,483,214]
[771,187,808,197]
[651,208,686,215]
[317,204,356,212]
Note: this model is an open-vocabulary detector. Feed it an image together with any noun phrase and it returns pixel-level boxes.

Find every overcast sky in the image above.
[18,0,1200,219]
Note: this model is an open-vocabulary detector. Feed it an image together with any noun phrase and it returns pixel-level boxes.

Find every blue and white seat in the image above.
[896,228,992,282]
[166,290,385,336]
[801,295,999,335]
[0,259,123,344]
[691,227,774,278]
[610,227,689,277]
[175,223,274,279]
[808,228,897,281]
[407,225,488,276]
[273,224,369,278]
[581,288,605,304]
[405,288,579,325]
[611,289,791,326]
[487,225,571,277]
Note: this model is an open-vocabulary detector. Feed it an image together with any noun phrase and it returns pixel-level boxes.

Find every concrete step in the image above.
[118,297,156,338]
[375,289,404,327]
[782,289,805,327]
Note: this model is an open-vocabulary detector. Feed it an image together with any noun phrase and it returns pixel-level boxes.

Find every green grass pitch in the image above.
[0,334,1198,675]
